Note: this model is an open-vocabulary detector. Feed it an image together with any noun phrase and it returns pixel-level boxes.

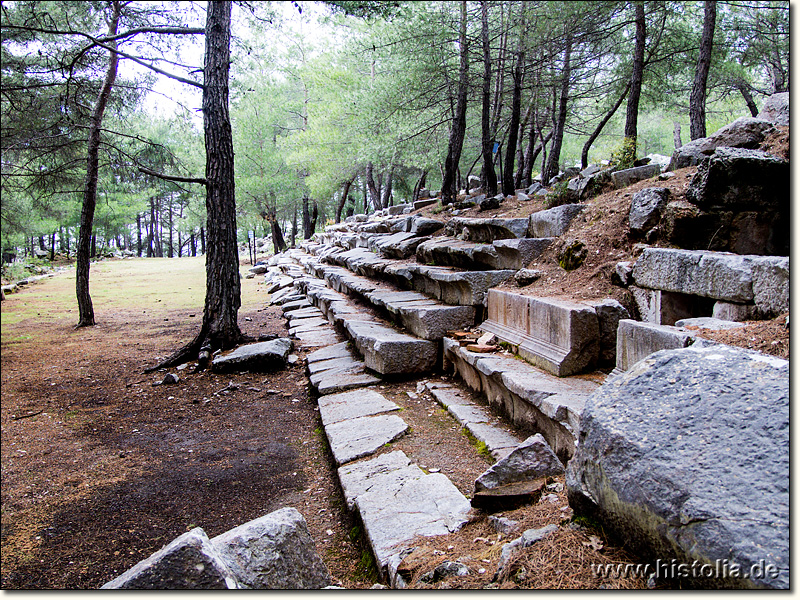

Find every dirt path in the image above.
[0,259,377,588]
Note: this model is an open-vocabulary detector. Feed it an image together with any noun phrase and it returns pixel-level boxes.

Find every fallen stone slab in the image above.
[211,508,330,589]
[481,290,600,376]
[496,524,559,575]
[317,388,400,426]
[611,164,660,188]
[102,528,238,589]
[325,414,409,465]
[528,204,585,238]
[292,328,341,349]
[314,371,382,395]
[338,451,424,511]
[284,306,324,320]
[413,198,438,211]
[567,345,789,589]
[354,472,472,583]
[416,237,550,271]
[211,338,293,373]
[288,317,330,335]
[474,434,564,492]
[471,479,546,512]
[281,298,312,312]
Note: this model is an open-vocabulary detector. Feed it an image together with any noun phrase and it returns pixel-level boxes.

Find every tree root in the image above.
[143,328,253,374]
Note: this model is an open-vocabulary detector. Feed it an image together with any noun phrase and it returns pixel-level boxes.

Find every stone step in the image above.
[416,236,553,271]
[302,244,515,308]
[613,319,700,374]
[292,275,438,376]
[426,382,524,461]
[337,451,472,587]
[306,342,381,394]
[443,337,601,462]
[445,217,531,242]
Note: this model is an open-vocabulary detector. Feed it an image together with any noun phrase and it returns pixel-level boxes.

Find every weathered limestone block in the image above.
[751,256,789,316]
[567,345,789,589]
[344,320,437,375]
[686,147,789,212]
[611,164,660,188]
[325,413,409,465]
[481,290,599,376]
[474,434,563,492]
[668,117,775,170]
[102,529,238,589]
[211,508,331,589]
[628,187,670,236]
[759,92,789,126]
[632,248,755,303]
[527,204,585,238]
[614,319,696,372]
[446,217,530,242]
[211,339,293,373]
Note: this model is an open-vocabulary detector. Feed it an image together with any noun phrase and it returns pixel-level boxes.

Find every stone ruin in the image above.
[109,94,788,588]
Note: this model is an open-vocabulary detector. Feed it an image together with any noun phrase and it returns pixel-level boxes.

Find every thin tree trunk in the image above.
[366,162,381,211]
[441,0,469,204]
[335,175,355,223]
[624,2,646,145]
[503,37,525,196]
[480,0,498,196]
[381,166,394,209]
[582,82,630,168]
[75,0,120,326]
[735,80,758,117]
[673,121,683,148]
[200,226,205,254]
[542,32,572,185]
[689,0,716,140]
[412,170,428,203]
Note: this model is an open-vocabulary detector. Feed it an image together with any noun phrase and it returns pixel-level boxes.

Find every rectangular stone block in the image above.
[615,319,696,372]
[611,163,660,188]
[345,320,437,375]
[481,290,599,376]
[632,248,755,303]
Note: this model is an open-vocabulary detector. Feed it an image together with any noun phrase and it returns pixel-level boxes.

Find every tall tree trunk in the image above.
[191,232,197,256]
[503,40,525,196]
[673,121,683,148]
[366,162,381,211]
[441,0,469,204]
[412,170,428,203]
[480,1,498,196]
[542,32,572,185]
[167,202,174,258]
[291,204,298,248]
[689,0,716,140]
[75,2,120,326]
[335,175,355,223]
[302,195,312,239]
[381,166,394,209]
[50,231,56,261]
[267,207,286,254]
[624,1,646,146]
[582,82,630,168]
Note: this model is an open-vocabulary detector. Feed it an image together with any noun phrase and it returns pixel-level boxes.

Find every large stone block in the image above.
[527,204,585,238]
[211,339,293,373]
[344,320,437,375]
[611,164,660,188]
[759,92,789,126]
[668,117,775,170]
[751,256,789,316]
[474,434,563,492]
[632,248,755,303]
[211,508,331,589]
[325,413,409,465]
[567,345,789,589]
[102,529,238,589]
[481,290,599,376]
[408,266,515,306]
[628,187,670,236]
[446,217,530,242]
[686,147,789,212]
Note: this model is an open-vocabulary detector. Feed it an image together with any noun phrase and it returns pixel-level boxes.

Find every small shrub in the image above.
[545,180,572,208]
[609,137,637,171]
